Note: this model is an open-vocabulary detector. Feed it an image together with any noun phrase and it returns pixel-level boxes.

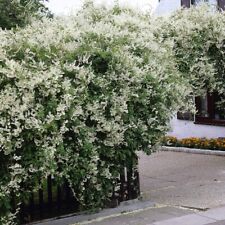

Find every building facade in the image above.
[155,0,225,138]
[155,0,225,15]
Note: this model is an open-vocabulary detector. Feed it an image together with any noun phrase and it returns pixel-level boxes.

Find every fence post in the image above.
[119,167,126,202]
[38,180,44,218]
[10,193,16,213]
[57,185,62,211]
[127,165,133,200]
[47,175,53,206]
[28,193,34,221]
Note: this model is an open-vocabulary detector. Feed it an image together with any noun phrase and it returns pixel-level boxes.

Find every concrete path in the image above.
[148,205,225,225]
[139,151,225,209]
[36,204,225,225]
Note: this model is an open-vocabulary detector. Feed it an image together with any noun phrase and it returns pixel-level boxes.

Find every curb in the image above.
[161,146,225,156]
[34,200,156,225]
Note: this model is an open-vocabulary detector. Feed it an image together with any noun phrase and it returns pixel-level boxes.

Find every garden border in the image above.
[161,146,225,156]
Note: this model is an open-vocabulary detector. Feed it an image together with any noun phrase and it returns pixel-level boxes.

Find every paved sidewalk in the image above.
[73,205,225,225]
[139,151,225,209]
[149,206,225,225]
[36,204,225,225]
[207,221,225,225]
[75,204,192,225]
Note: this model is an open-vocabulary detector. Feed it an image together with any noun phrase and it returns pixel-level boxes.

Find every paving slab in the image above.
[197,206,225,221]
[151,214,216,225]
[139,151,225,209]
[206,221,225,225]
[34,200,157,225]
[73,205,193,225]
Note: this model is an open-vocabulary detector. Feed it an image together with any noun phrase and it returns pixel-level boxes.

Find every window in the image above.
[177,111,194,121]
[182,0,225,9]
[177,95,194,121]
[188,0,225,9]
[195,92,225,126]
[191,0,217,6]
[177,92,225,126]
[218,0,225,9]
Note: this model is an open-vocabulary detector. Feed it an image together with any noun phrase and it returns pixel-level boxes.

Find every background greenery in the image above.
[0,0,51,30]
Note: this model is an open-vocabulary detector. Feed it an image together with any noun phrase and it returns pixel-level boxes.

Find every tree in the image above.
[0,0,51,30]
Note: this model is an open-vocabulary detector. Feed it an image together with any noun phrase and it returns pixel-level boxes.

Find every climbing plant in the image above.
[0,1,192,224]
[157,4,225,113]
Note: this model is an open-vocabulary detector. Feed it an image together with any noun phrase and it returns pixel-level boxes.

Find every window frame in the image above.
[195,92,225,126]
[179,0,225,125]
[181,0,225,9]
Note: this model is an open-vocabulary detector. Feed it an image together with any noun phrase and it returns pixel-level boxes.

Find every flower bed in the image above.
[163,136,225,151]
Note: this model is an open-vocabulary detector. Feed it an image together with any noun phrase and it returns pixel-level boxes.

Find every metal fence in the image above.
[16,164,140,224]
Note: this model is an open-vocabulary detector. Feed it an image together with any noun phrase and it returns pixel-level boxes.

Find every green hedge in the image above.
[0,2,190,224]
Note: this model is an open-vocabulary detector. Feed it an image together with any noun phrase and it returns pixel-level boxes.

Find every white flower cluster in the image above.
[0,2,192,223]
[157,4,225,97]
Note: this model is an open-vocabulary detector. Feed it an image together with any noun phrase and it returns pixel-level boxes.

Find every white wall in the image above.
[168,117,225,139]
[154,0,181,15]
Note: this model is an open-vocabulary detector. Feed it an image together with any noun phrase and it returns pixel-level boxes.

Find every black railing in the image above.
[18,179,80,224]
[15,163,140,224]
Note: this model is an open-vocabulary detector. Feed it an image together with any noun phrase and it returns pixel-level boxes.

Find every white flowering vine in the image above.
[0,1,195,224]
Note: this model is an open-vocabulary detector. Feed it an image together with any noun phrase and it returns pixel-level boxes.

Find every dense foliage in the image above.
[0,2,191,224]
[157,5,225,112]
[0,0,51,30]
